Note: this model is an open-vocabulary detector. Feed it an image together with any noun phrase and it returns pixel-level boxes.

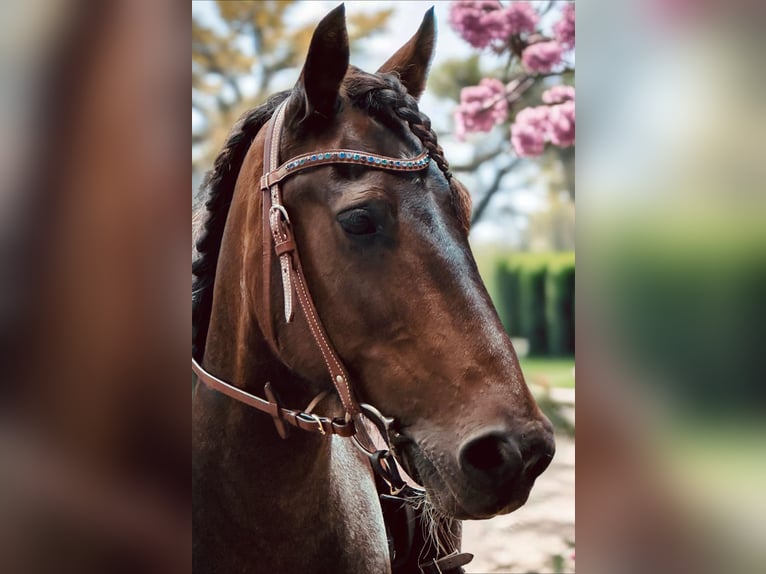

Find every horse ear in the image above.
[294,4,349,122]
[376,7,435,100]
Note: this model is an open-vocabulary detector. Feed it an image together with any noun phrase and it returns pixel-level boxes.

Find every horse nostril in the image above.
[525,450,554,480]
[458,432,523,482]
[523,433,555,478]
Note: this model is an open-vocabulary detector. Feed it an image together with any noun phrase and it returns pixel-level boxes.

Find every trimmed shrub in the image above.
[545,254,575,355]
[496,258,522,335]
[473,247,505,319]
[474,249,575,356]
[518,258,548,355]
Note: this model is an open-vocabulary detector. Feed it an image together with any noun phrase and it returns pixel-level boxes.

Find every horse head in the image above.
[219,5,554,521]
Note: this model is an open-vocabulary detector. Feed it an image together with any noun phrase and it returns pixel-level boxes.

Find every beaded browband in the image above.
[260,147,430,191]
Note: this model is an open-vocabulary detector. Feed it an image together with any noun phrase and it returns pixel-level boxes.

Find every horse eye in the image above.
[337,208,378,236]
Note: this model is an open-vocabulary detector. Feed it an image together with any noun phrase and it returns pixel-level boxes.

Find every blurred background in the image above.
[0,0,763,573]
[578,1,766,574]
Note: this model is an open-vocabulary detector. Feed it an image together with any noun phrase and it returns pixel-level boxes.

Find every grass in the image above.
[519,356,575,388]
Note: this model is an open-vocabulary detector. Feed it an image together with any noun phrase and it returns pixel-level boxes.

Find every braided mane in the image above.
[346,70,472,232]
[192,91,289,360]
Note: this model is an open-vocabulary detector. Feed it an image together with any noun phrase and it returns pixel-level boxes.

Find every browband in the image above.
[260,148,430,191]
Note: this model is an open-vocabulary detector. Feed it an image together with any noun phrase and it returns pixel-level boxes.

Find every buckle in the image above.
[297,412,327,436]
[308,413,326,436]
[269,204,290,224]
[269,204,292,245]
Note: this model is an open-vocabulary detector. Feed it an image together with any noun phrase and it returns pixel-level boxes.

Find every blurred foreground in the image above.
[577,1,766,573]
[1,1,189,572]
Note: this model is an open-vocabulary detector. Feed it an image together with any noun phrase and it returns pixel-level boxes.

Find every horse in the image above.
[192,5,555,573]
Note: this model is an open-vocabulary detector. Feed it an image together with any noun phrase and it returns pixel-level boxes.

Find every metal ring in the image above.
[269,204,290,224]
[348,405,393,455]
[359,403,395,441]
[351,431,376,455]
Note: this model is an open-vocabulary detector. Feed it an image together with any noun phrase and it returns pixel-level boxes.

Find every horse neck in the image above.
[193,149,359,569]
[194,154,330,476]
[193,129,391,572]
[193,276,388,573]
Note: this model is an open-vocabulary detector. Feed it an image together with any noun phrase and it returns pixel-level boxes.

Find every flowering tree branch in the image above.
[449,1,575,159]
[470,158,520,225]
[451,147,508,172]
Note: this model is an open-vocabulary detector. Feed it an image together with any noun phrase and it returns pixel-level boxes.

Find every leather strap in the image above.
[260,147,430,191]
[419,550,474,574]
[192,358,355,438]
[261,100,362,418]
[260,101,287,350]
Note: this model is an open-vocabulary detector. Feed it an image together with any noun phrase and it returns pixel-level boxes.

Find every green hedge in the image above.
[598,225,764,416]
[545,255,576,355]
[496,260,521,335]
[478,252,575,356]
[518,259,548,355]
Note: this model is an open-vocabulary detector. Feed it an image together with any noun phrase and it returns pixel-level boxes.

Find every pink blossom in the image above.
[504,2,539,35]
[453,78,508,140]
[510,106,549,157]
[449,1,539,49]
[522,41,563,73]
[542,85,575,104]
[554,3,576,49]
[509,99,576,156]
[481,8,515,45]
[548,100,575,147]
[449,1,506,49]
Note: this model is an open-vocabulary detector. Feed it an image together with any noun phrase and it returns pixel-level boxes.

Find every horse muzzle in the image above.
[401,415,556,520]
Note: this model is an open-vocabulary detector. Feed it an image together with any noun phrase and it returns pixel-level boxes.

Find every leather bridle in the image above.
[192,99,473,573]
[191,99,429,471]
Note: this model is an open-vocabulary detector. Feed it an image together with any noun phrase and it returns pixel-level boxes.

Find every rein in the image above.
[193,99,472,573]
